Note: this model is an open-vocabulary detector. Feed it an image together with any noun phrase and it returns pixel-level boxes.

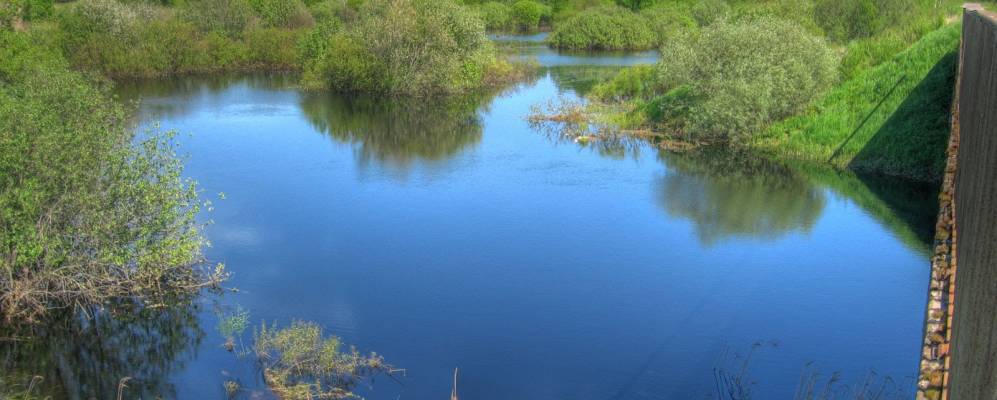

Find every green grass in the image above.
[753,22,962,182]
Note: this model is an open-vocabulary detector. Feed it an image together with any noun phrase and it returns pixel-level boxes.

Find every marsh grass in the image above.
[253,320,402,400]
[714,341,913,400]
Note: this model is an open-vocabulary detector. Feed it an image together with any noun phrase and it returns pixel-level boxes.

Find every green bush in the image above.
[654,17,838,139]
[547,5,656,50]
[510,0,550,31]
[303,0,519,95]
[814,0,879,42]
[690,0,729,27]
[590,64,657,101]
[813,0,922,43]
[477,1,512,31]
[0,31,222,323]
[729,0,821,36]
[23,0,53,21]
[247,0,314,28]
[180,0,255,36]
[308,0,353,23]
[640,3,696,43]
[615,0,659,11]
[0,1,19,30]
[58,0,148,40]
[243,27,300,69]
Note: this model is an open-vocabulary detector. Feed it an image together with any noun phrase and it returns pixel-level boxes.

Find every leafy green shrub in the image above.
[0,31,224,323]
[308,0,353,23]
[590,64,657,101]
[615,0,660,11]
[477,1,512,31]
[814,0,879,42]
[247,0,314,28]
[690,0,729,27]
[654,17,838,139]
[510,0,550,31]
[180,0,255,36]
[640,3,696,43]
[58,0,147,40]
[303,0,520,95]
[729,0,820,36]
[23,0,53,21]
[0,1,18,30]
[243,27,301,69]
[813,0,922,43]
[548,5,656,50]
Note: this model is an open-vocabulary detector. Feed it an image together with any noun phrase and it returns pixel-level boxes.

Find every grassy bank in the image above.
[754,23,962,182]
[539,0,985,182]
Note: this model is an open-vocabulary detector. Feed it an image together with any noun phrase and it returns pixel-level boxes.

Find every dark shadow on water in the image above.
[0,299,203,399]
[854,172,939,247]
[788,162,937,255]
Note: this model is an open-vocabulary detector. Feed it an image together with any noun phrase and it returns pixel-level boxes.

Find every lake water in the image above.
[5,45,939,399]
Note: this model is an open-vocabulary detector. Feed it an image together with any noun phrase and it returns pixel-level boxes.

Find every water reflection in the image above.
[655,148,826,245]
[299,93,487,169]
[545,66,625,96]
[116,74,298,122]
[0,300,203,399]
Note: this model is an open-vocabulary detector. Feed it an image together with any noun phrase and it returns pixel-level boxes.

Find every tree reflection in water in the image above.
[299,92,491,170]
[655,147,827,245]
[0,298,203,399]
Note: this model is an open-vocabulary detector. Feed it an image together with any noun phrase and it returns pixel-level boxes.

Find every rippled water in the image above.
[3,40,939,399]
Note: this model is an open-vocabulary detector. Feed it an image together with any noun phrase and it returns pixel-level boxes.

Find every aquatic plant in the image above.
[217,305,250,352]
[253,320,400,399]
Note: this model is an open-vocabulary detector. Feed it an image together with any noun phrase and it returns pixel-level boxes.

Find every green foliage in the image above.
[254,320,394,400]
[302,0,525,95]
[838,10,943,79]
[247,0,314,28]
[180,0,255,36]
[23,0,53,21]
[0,31,224,323]
[654,17,838,139]
[477,1,512,30]
[57,0,151,41]
[547,5,656,50]
[614,0,658,11]
[756,23,961,181]
[510,0,551,30]
[589,64,656,101]
[814,0,879,42]
[690,0,729,27]
[640,3,696,43]
[0,1,18,30]
[55,0,301,77]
